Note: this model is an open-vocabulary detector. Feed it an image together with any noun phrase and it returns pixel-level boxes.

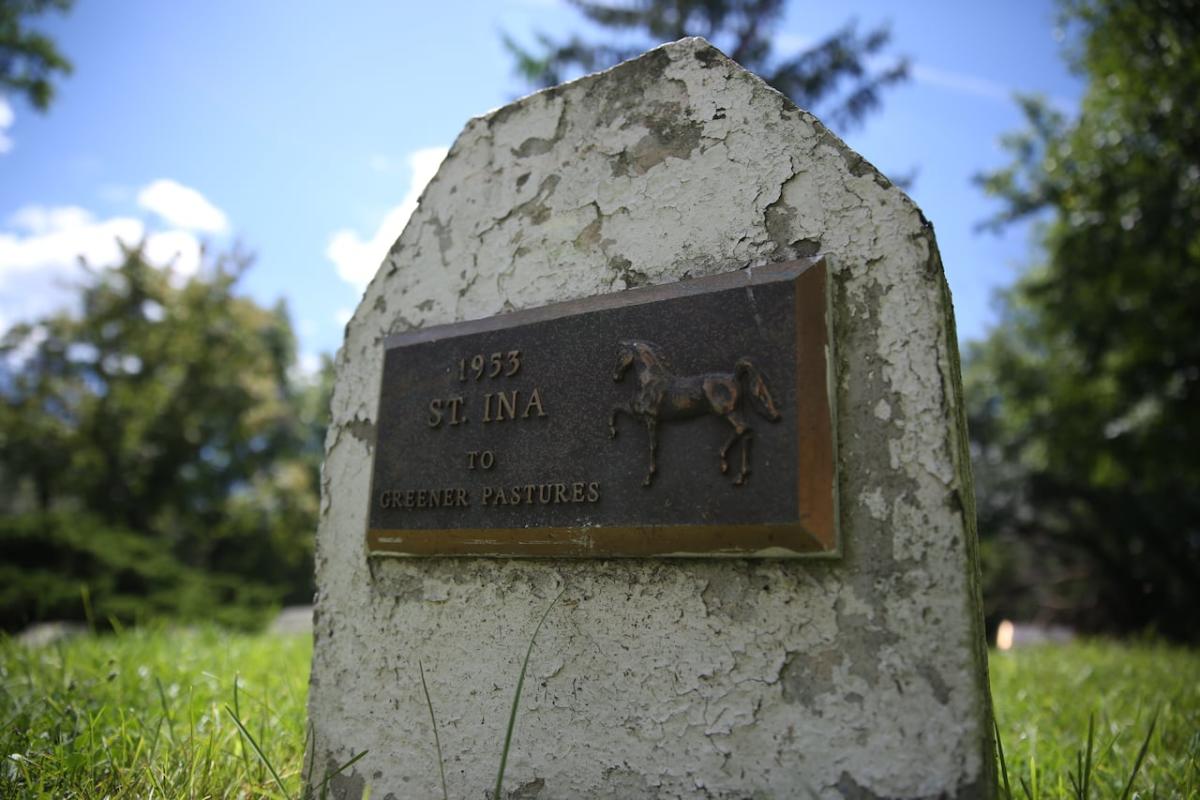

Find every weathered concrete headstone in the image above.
[309,37,993,798]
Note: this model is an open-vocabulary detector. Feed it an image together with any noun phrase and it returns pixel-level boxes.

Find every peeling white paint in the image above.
[309,38,992,799]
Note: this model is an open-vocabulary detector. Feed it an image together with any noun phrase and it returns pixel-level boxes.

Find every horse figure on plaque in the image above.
[609,340,782,487]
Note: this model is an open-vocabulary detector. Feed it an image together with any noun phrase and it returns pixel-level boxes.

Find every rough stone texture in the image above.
[309,38,993,799]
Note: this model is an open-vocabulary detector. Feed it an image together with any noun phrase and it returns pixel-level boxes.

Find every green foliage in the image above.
[0,512,279,630]
[0,245,331,630]
[503,0,906,130]
[0,0,74,110]
[968,0,1200,640]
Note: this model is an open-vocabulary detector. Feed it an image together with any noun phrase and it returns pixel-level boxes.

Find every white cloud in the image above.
[299,351,321,374]
[910,64,1014,104]
[911,63,1074,112]
[0,205,150,331]
[5,322,48,365]
[8,205,94,235]
[327,146,448,292]
[773,32,815,53]
[287,351,325,385]
[0,96,14,154]
[0,206,145,279]
[775,33,1023,109]
[137,179,229,233]
[334,306,353,326]
[144,229,202,277]
[0,179,228,334]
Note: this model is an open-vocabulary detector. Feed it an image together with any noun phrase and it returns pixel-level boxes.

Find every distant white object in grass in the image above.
[997,620,1077,650]
[270,605,313,635]
[17,621,88,647]
[996,619,1015,651]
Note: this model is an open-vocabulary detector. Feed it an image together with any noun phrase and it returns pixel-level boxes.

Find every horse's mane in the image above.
[629,340,672,372]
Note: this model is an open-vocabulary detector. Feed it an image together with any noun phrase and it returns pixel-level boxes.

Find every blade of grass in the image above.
[303,724,317,800]
[200,717,216,794]
[419,659,449,800]
[1083,713,1095,800]
[995,718,1014,800]
[225,702,292,800]
[185,684,197,795]
[1069,714,1095,800]
[87,705,97,788]
[80,584,95,633]
[1119,712,1158,800]
[314,749,368,800]
[1028,737,1040,800]
[233,675,253,779]
[494,587,565,800]
[155,677,176,746]
[260,675,271,786]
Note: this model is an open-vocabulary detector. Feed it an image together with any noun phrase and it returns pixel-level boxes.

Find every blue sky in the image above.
[0,0,1081,369]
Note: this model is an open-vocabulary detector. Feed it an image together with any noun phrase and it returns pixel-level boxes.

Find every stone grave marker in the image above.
[309,37,993,799]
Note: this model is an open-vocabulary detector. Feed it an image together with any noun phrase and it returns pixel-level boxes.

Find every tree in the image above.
[1,0,73,110]
[0,245,330,629]
[967,0,1199,640]
[505,0,906,131]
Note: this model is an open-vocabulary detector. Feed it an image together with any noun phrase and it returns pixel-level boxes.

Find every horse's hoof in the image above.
[719,461,728,474]
[609,427,618,439]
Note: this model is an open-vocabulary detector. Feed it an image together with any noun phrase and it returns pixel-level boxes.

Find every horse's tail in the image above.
[735,358,782,422]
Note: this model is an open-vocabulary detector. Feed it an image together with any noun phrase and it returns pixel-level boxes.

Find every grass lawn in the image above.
[989,641,1199,798]
[2,628,1197,798]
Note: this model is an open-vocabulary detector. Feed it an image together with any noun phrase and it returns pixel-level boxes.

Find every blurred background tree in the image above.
[1,0,74,110]
[0,246,330,630]
[504,0,907,131]
[968,0,1199,641]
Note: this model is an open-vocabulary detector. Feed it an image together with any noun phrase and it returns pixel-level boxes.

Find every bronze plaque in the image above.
[367,258,837,558]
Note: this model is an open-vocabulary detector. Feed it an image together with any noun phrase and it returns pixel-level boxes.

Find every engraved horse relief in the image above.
[609,340,782,487]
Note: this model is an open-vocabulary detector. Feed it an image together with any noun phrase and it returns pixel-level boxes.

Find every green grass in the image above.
[2,630,1197,798]
[1,625,312,798]
[990,641,1199,798]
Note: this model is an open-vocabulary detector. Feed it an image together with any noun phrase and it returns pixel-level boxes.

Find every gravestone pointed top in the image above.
[340,35,913,346]
[311,38,993,799]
